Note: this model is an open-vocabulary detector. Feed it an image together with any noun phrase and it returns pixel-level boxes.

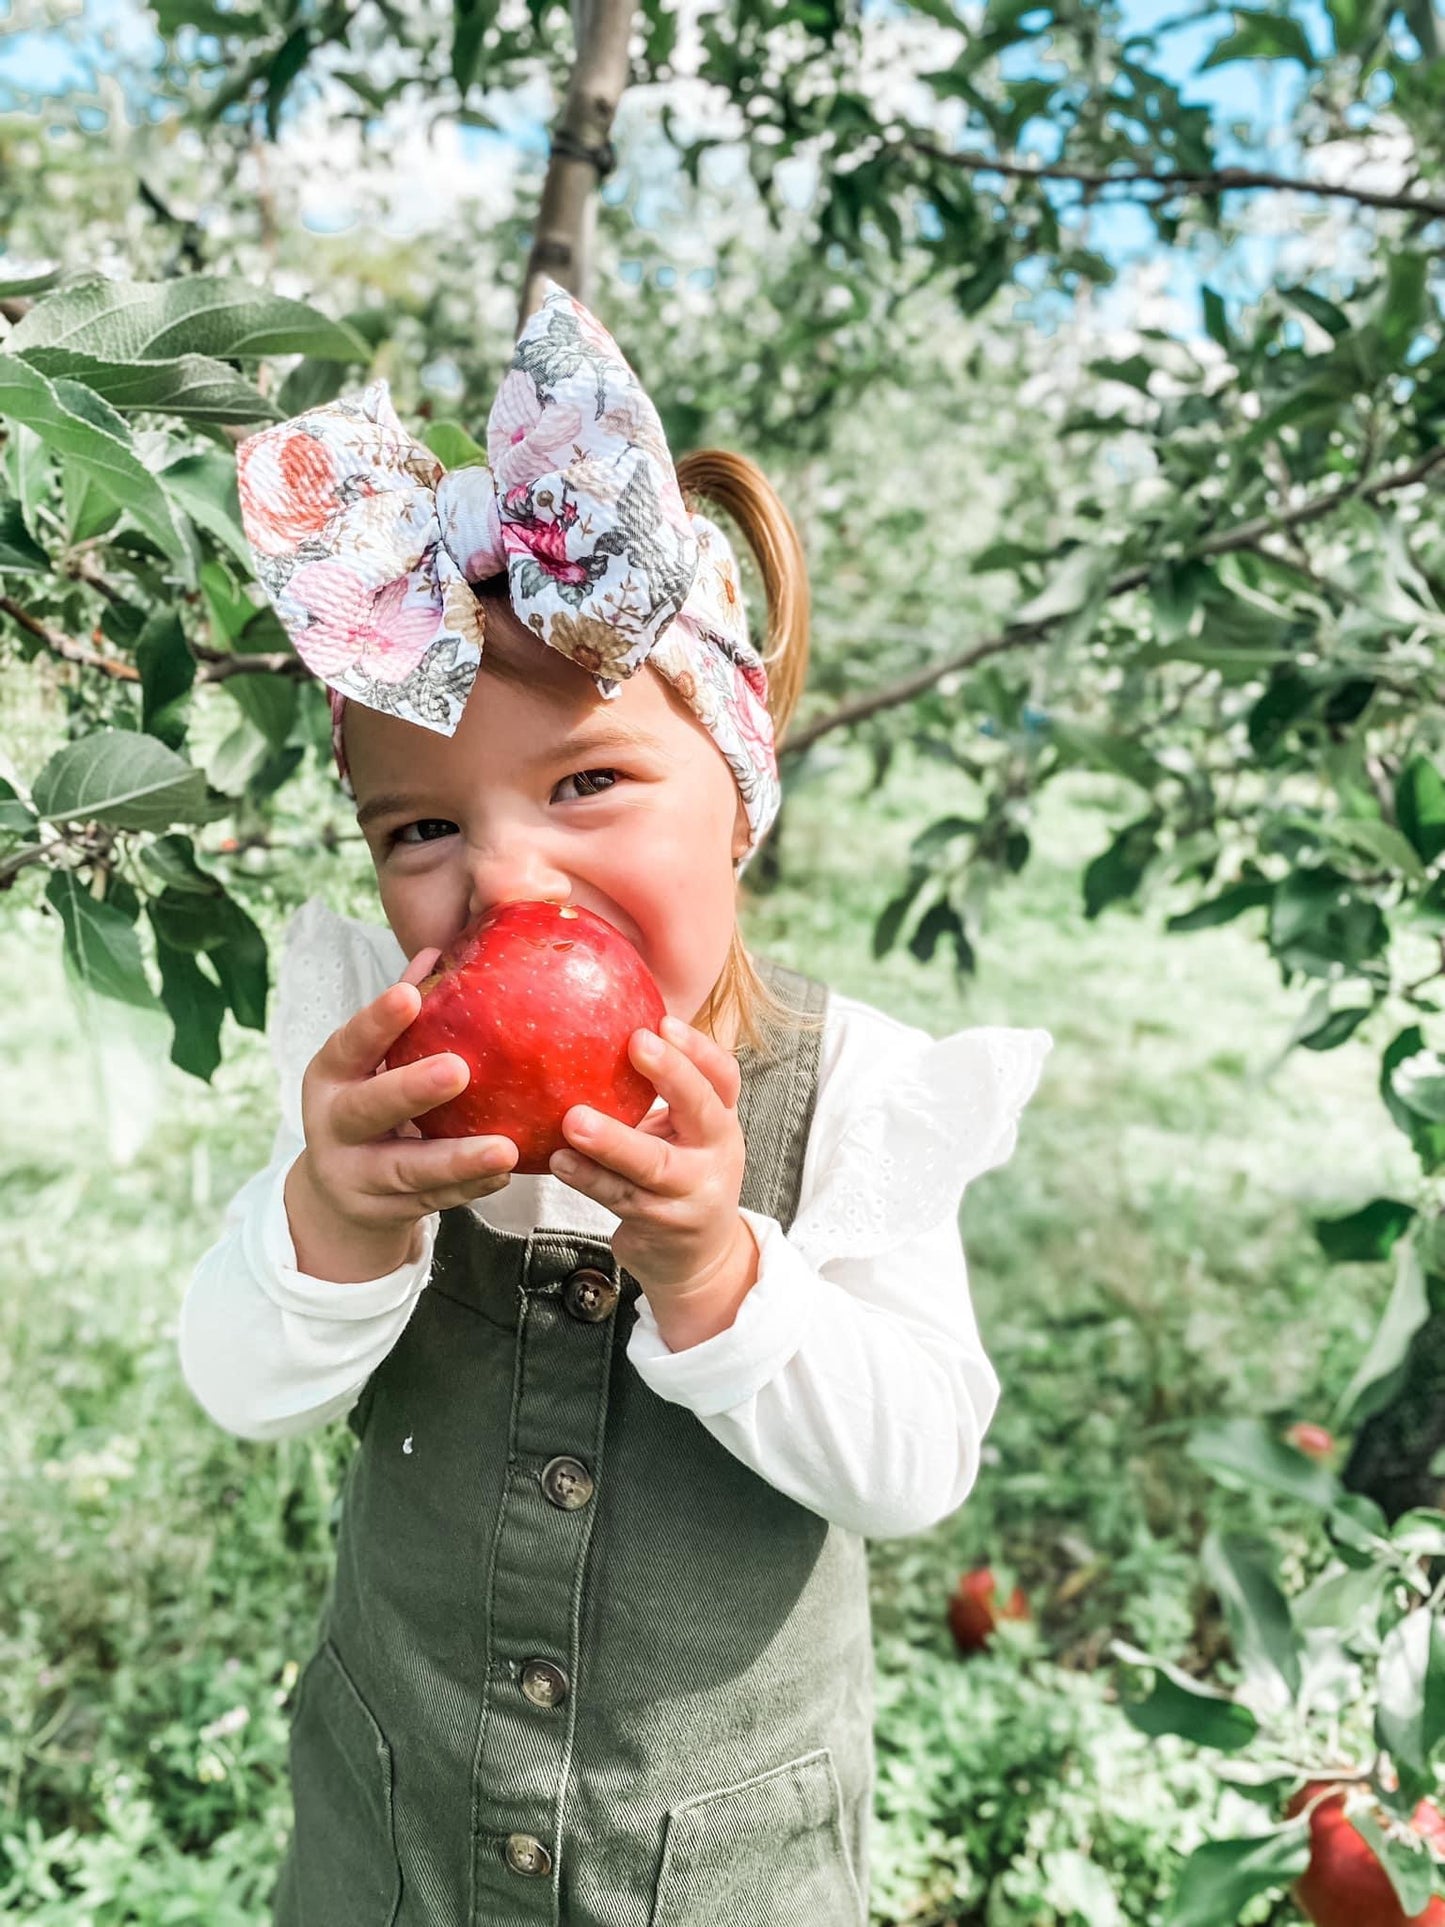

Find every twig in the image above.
[0,596,140,681]
[0,595,310,684]
[784,445,1445,755]
[905,139,1445,224]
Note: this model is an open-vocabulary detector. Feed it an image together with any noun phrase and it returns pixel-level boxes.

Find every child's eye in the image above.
[391,818,459,847]
[554,768,622,803]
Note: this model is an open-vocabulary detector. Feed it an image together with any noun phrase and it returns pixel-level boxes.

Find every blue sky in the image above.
[0,0,1368,326]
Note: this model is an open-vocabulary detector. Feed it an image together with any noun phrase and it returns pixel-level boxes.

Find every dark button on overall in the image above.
[541,1454,594,1510]
[563,1265,619,1323]
[504,1832,552,1878]
[520,1658,569,1708]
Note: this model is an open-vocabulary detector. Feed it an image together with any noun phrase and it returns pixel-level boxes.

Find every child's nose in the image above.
[465,842,573,920]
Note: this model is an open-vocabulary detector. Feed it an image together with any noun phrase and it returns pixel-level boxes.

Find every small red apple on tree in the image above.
[386,900,667,1174]
[948,1567,1029,1655]
[1286,1783,1445,1927]
[1286,1420,1338,1463]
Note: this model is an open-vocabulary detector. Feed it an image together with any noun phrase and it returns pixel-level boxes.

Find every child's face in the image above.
[345,603,751,1034]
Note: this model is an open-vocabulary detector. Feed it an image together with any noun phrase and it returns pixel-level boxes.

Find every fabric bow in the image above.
[235,281,780,864]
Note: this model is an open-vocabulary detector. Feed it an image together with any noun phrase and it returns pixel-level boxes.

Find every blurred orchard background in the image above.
[3,0,1445,1918]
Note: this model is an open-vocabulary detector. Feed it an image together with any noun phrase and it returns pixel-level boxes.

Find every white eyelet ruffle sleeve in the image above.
[625,995,1052,1536]
[788,1002,1053,1269]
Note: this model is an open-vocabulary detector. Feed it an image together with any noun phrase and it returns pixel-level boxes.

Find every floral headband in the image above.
[234,281,781,869]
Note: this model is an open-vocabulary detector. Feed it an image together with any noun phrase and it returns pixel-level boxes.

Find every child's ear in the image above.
[731,796,750,867]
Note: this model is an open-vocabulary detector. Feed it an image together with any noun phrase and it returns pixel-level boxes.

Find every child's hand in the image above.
[284,948,518,1284]
[547,1014,757,1348]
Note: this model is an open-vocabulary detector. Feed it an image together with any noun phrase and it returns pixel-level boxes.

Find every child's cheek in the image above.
[379,869,471,966]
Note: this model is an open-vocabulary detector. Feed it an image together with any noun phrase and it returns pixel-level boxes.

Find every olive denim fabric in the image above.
[273,957,874,1927]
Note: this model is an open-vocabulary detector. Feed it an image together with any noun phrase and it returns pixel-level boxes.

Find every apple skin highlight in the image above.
[386,900,668,1175]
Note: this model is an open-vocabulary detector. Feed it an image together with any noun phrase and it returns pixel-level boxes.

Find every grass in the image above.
[0,740,1416,1923]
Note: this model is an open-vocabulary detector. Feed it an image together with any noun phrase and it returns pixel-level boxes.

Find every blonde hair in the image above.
[673,449,823,1061]
[472,448,821,1060]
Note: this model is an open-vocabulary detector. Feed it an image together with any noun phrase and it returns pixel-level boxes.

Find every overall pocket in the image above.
[649,1748,865,1927]
[281,1639,402,1927]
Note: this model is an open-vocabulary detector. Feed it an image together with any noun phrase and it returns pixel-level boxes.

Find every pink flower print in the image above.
[731,659,776,770]
[285,559,441,684]
[502,515,591,589]
[489,369,583,491]
[237,426,339,558]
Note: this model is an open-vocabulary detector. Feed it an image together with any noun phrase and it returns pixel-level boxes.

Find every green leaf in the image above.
[161,451,253,567]
[224,669,297,751]
[1089,353,1154,393]
[1269,866,1388,979]
[1047,720,1173,792]
[1297,1002,1372,1051]
[139,833,220,895]
[1315,1196,1417,1263]
[11,346,279,425]
[1188,1418,1342,1509]
[0,774,37,838]
[1327,0,1390,54]
[1392,1510,1445,1559]
[1167,1824,1311,1927]
[1084,815,1161,919]
[44,871,160,1011]
[61,454,123,544]
[1396,759,1445,866]
[149,882,268,1030]
[1325,815,1426,880]
[1015,544,1112,625]
[1202,9,1316,66]
[1201,286,1232,352]
[0,358,190,566]
[1348,1806,1437,1916]
[135,613,197,751]
[1202,1531,1301,1700]
[1380,254,1429,362]
[1380,1028,1445,1172]
[5,273,370,365]
[1167,879,1274,933]
[0,495,49,571]
[1115,1641,1260,1752]
[32,729,208,833]
[150,929,226,1081]
[0,262,62,300]
[1283,284,1351,338]
[420,420,488,469]
[873,864,929,959]
[1376,1606,1445,1778]
[1337,1234,1431,1429]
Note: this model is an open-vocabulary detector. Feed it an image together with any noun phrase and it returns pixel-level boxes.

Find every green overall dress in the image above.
[274,956,874,1927]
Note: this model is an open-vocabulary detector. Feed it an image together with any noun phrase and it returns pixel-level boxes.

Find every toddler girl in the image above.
[180,283,1052,1927]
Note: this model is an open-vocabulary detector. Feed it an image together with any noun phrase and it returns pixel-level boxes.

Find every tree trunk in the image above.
[518,0,635,330]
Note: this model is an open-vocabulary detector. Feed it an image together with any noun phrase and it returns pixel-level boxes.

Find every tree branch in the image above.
[0,596,312,685]
[783,445,1445,756]
[905,139,1445,223]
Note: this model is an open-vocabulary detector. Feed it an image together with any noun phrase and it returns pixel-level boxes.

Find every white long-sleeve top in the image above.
[179,900,1053,1540]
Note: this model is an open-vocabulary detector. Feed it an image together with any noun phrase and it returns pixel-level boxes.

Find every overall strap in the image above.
[734,954,829,1235]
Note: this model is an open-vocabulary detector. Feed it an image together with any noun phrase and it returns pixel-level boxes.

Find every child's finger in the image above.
[332,1052,471,1145]
[363,1132,518,1200]
[318,981,423,1082]
[624,1025,727,1146]
[659,1015,742,1108]
[399,945,442,988]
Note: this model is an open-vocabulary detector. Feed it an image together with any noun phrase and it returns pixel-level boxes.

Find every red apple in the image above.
[386,901,667,1175]
[947,1567,1029,1655]
[1287,1421,1338,1463]
[1286,1782,1445,1927]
